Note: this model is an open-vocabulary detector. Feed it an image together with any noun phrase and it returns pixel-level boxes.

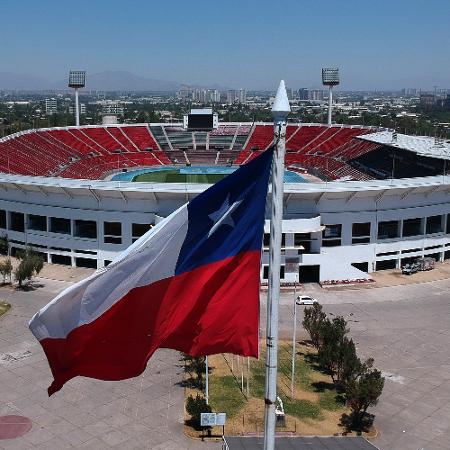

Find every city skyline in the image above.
[0,0,449,90]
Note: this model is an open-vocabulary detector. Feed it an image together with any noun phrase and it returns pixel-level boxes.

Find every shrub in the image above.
[14,248,44,288]
[182,354,207,388]
[302,303,327,348]
[185,394,212,430]
[346,368,385,429]
[0,258,13,284]
[0,235,8,256]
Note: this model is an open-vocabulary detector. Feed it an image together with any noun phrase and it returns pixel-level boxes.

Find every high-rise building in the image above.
[207,89,221,103]
[45,98,58,115]
[286,88,294,100]
[298,88,309,100]
[227,89,246,105]
[309,89,324,101]
[69,103,87,115]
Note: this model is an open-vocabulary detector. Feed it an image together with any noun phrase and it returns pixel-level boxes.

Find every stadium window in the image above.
[104,222,122,244]
[377,220,399,240]
[323,224,342,239]
[74,220,97,239]
[51,254,71,266]
[447,214,450,234]
[322,224,342,247]
[10,212,25,232]
[28,214,47,232]
[294,233,312,253]
[75,257,97,269]
[402,218,423,237]
[426,215,443,234]
[322,238,341,247]
[262,265,285,279]
[50,217,71,235]
[352,222,371,244]
[263,233,285,248]
[0,210,6,229]
[132,223,152,243]
[352,222,370,237]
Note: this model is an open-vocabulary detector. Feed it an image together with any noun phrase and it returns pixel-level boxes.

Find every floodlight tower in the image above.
[68,71,86,127]
[322,68,340,126]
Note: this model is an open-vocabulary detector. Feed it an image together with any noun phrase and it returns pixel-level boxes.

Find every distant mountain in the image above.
[0,72,52,90]
[54,71,181,92]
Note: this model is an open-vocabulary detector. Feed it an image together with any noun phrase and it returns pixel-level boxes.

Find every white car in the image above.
[296,295,318,306]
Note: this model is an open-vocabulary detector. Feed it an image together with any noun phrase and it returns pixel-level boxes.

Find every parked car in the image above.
[402,257,435,275]
[416,257,435,271]
[401,263,419,275]
[296,295,318,306]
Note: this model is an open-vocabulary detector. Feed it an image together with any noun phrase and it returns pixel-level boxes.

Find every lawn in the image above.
[133,170,225,184]
[184,341,349,437]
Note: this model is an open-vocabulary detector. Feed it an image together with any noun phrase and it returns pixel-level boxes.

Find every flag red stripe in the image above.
[40,251,260,395]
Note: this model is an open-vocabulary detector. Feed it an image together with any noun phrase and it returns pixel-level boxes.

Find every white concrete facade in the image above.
[0,172,449,283]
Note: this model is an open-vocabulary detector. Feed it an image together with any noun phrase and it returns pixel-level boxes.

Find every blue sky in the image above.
[1,0,449,90]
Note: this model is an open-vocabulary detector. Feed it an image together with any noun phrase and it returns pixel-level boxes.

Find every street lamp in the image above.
[68,70,86,127]
[322,68,340,126]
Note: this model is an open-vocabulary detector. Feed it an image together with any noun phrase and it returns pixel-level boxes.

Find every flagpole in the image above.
[263,80,290,450]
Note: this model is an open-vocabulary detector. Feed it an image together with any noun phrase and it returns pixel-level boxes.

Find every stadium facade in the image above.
[0,122,449,284]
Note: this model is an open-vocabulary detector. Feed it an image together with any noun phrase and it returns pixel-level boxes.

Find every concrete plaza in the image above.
[0,265,449,449]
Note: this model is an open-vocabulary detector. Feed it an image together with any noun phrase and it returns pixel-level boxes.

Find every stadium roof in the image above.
[360,131,450,160]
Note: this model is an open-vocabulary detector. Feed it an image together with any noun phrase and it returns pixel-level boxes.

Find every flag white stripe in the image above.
[29,205,189,340]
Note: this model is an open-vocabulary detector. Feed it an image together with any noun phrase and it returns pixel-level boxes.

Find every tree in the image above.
[185,394,212,430]
[0,258,13,284]
[317,317,361,386]
[302,303,327,348]
[0,235,9,256]
[14,248,44,288]
[182,354,207,388]
[346,368,385,429]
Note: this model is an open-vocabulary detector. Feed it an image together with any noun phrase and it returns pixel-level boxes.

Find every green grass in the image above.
[246,344,346,421]
[209,375,246,418]
[133,170,226,184]
[283,398,322,420]
[193,344,346,427]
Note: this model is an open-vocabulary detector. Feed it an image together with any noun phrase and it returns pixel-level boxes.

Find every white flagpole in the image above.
[263,80,290,450]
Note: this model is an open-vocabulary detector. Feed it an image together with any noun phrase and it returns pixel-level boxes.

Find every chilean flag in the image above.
[29,149,273,395]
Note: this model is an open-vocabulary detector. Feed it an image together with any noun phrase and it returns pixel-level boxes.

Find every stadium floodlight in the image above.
[68,71,86,127]
[322,68,340,126]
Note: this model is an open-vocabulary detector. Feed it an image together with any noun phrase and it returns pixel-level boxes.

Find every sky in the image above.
[1,0,449,90]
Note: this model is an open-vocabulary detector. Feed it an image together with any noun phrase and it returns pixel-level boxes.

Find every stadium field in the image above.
[133,170,226,184]
[111,166,307,183]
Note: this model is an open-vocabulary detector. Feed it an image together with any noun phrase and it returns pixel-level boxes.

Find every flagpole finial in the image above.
[271,80,291,121]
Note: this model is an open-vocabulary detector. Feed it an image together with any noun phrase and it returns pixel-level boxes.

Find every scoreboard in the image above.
[183,108,218,130]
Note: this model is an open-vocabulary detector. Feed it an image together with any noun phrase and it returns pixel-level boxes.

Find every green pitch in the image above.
[133,170,226,184]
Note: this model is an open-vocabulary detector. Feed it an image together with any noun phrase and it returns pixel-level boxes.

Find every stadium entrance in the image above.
[298,265,320,283]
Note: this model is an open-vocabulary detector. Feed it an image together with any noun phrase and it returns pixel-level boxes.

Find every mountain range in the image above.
[0,71,187,91]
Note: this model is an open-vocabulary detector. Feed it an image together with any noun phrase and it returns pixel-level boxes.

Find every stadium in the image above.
[0,118,449,284]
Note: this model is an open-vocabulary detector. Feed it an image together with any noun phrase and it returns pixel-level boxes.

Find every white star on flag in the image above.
[208,195,243,238]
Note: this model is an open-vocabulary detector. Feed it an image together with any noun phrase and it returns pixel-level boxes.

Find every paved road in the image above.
[0,274,449,449]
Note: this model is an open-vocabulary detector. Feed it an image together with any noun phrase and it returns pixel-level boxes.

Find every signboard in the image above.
[216,413,226,426]
[200,412,227,427]
[200,413,216,427]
